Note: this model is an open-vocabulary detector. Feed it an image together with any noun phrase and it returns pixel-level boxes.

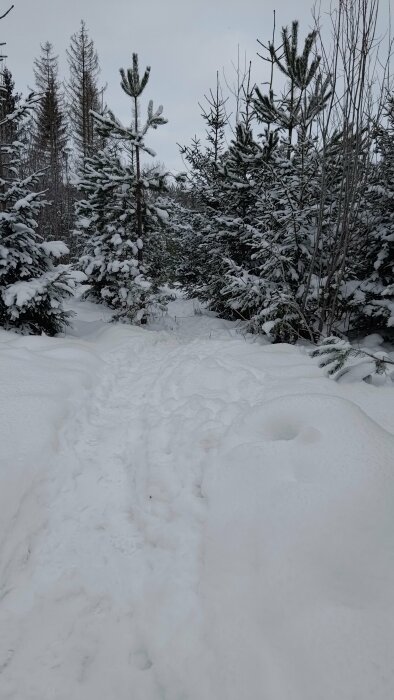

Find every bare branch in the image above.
[0,5,14,21]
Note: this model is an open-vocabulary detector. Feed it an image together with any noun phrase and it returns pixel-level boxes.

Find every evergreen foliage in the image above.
[33,42,68,240]
[177,80,231,305]
[0,66,21,180]
[356,99,394,330]
[310,336,394,384]
[0,96,74,335]
[66,20,102,168]
[177,13,394,353]
[225,21,333,341]
[1,3,393,362]
[0,66,20,145]
[76,54,172,323]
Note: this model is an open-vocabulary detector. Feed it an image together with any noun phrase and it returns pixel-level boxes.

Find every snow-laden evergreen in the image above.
[178,19,394,346]
[177,84,232,311]
[357,100,394,330]
[75,53,175,323]
[32,42,69,241]
[0,97,74,335]
[75,142,172,322]
[225,24,333,342]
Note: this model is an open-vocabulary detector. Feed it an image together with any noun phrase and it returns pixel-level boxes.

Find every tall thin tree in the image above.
[66,20,101,168]
[118,54,151,262]
[33,42,68,240]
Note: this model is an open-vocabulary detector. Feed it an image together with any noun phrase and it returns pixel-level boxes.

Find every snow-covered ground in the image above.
[1,295,394,700]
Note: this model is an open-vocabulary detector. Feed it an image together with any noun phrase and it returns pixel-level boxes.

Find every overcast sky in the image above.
[1,0,389,171]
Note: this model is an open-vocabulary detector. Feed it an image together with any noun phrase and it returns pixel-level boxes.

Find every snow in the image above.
[41,241,70,258]
[155,207,170,223]
[3,277,48,309]
[3,267,72,311]
[13,193,36,211]
[0,295,394,700]
[110,233,123,246]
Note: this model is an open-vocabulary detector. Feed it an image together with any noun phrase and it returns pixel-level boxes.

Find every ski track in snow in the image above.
[1,298,394,699]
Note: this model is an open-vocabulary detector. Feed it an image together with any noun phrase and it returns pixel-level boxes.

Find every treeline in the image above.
[0,0,393,364]
[178,1,394,346]
[3,23,103,248]
[0,12,174,333]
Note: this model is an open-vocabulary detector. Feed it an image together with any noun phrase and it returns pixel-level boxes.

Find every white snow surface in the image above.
[1,296,394,700]
[40,241,70,259]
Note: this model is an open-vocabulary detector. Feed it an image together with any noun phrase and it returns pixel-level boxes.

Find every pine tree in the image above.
[0,96,74,335]
[76,141,170,322]
[117,53,166,263]
[66,20,102,169]
[179,22,336,340]
[310,336,394,384]
[228,21,333,341]
[33,42,68,240]
[0,66,20,146]
[76,54,172,323]
[92,53,168,254]
[217,17,379,343]
[179,7,387,351]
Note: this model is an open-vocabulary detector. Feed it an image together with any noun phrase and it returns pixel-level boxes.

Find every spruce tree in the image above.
[0,66,20,145]
[66,20,102,169]
[213,121,275,323]
[33,42,68,240]
[177,81,229,300]
[0,66,21,187]
[178,70,275,322]
[197,120,264,316]
[355,100,394,331]
[199,73,227,166]
[0,96,74,335]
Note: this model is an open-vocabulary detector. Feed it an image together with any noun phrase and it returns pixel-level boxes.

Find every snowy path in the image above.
[1,298,394,699]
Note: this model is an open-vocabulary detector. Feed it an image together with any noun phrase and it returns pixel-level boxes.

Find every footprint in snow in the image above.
[261,418,321,443]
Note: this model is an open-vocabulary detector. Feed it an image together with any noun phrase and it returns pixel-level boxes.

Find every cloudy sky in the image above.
[1,0,386,171]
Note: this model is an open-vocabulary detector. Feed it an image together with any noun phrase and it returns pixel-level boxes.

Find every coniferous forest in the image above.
[0,0,393,377]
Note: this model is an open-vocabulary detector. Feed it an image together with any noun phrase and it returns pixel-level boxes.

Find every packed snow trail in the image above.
[1,297,394,700]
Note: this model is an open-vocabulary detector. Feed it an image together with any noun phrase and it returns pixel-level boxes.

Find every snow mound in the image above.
[202,394,394,699]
